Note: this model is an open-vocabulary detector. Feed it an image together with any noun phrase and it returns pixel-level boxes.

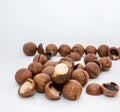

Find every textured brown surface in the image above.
[62,80,82,100]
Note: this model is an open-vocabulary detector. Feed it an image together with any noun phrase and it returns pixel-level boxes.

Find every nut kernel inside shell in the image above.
[49,86,60,97]
[18,78,35,97]
[45,81,61,100]
[20,80,33,94]
[54,63,69,77]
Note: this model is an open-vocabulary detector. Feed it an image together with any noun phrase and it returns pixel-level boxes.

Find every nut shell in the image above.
[98,44,109,57]
[59,44,71,57]
[68,52,81,61]
[28,62,43,76]
[85,62,101,79]
[84,53,98,64]
[73,63,84,70]
[44,61,58,67]
[23,42,37,56]
[33,54,48,65]
[86,83,103,95]
[71,69,89,86]
[38,43,44,54]
[18,78,36,97]
[62,80,82,100]
[34,73,51,93]
[15,68,33,85]
[99,57,112,71]
[72,44,84,56]
[85,45,97,55]
[46,44,58,56]
[41,66,54,77]
[59,57,74,68]
[101,82,119,97]
[51,63,71,85]
[45,81,61,100]
[108,47,120,60]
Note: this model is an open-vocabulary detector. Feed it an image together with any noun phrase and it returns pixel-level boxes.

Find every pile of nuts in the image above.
[15,42,120,100]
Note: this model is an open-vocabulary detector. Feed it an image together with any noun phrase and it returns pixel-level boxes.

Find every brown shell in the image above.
[15,68,33,85]
[99,57,112,71]
[72,44,84,56]
[23,42,37,56]
[51,70,71,85]
[59,57,74,68]
[46,44,58,56]
[28,62,43,76]
[45,81,60,100]
[68,52,81,61]
[85,45,97,55]
[98,44,109,57]
[59,44,71,57]
[86,83,103,95]
[62,80,82,100]
[41,66,54,77]
[18,78,36,97]
[38,43,44,54]
[108,47,120,60]
[34,73,51,93]
[71,69,89,86]
[44,61,58,67]
[33,54,48,65]
[85,62,101,79]
[84,53,98,64]
[101,82,119,97]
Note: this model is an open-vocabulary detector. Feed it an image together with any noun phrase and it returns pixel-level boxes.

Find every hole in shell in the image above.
[103,83,118,91]
[44,52,52,60]
[110,49,119,56]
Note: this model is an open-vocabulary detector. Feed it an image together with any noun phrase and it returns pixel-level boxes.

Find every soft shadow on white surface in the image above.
[0,0,120,112]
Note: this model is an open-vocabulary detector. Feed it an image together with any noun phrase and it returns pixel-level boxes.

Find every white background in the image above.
[0,0,120,112]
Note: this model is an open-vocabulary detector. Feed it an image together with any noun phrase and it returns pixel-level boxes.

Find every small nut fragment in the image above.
[34,73,51,93]
[108,47,120,60]
[68,52,81,61]
[45,81,61,100]
[23,42,37,56]
[84,53,98,64]
[38,43,44,54]
[46,44,58,56]
[71,69,89,86]
[18,78,36,97]
[51,63,71,85]
[86,83,103,95]
[33,54,48,65]
[41,66,54,77]
[72,44,84,56]
[59,44,71,57]
[28,62,43,76]
[99,57,112,71]
[98,44,109,57]
[85,62,101,79]
[62,80,82,100]
[101,82,119,97]
[85,45,97,55]
[15,68,33,85]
